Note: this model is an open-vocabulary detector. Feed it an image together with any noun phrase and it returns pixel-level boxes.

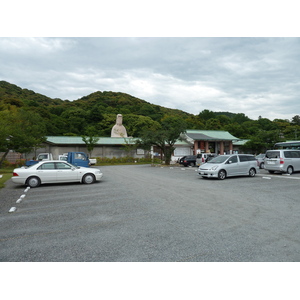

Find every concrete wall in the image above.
[24,144,146,160]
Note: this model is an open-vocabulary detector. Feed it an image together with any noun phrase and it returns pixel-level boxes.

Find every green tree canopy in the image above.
[0,108,46,167]
[136,116,187,165]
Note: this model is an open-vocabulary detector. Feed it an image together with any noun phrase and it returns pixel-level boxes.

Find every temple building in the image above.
[179,130,239,156]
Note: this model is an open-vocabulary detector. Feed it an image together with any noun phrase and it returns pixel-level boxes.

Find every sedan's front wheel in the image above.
[82,173,95,184]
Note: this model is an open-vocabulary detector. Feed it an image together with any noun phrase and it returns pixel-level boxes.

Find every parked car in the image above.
[181,155,197,167]
[178,156,187,164]
[255,154,265,169]
[264,149,300,174]
[12,161,103,188]
[205,155,217,163]
[198,154,259,180]
[196,153,217,166]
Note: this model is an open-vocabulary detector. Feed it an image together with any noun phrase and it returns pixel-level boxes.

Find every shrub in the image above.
[95,156,161,165]
[1,159,26,169]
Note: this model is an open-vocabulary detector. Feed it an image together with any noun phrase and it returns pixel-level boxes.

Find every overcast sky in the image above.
[1,37,300,121]
[1,0,300,122]
[1,1,298,294]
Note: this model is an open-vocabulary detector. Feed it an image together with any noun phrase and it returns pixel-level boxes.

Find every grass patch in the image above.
[0,170,13,189]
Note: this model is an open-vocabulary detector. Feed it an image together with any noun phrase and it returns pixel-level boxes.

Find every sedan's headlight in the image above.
[211,165,219,170]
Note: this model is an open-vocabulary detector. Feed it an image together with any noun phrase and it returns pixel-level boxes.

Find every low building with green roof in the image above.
[24,130,242,161]
[32,136,143,160]
[180,130,240,155]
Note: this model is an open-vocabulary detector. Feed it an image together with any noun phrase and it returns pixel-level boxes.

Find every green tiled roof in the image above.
[46,136,138,145]
[46,131,237,146]
[233,139,249,146]
[185,130,239,141]
[46,136,190,146]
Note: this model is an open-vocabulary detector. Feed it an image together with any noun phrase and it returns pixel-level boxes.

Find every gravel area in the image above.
[1,165,300,262]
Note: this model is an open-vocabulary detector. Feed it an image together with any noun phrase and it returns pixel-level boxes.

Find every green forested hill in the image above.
[0,80,200,136]
[1,80,300,150]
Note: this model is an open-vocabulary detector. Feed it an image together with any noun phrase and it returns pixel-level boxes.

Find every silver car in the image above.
[198,154,259,180]
[264,149,300,174]
[255,154,265,169]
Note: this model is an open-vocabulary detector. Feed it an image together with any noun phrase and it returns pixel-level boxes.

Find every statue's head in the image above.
[116,114,123,125]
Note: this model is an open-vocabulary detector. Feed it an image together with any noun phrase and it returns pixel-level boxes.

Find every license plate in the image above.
[268,161,275,164]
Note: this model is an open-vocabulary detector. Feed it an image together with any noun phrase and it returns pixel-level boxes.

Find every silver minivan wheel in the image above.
[218,170,226,180]
[260,162,264,169]
[27,176,41,188]
[249,168,256,177]
[82,173,95,184]
[287,166,293,175]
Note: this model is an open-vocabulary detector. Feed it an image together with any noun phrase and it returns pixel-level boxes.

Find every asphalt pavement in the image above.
[1,165,300,261]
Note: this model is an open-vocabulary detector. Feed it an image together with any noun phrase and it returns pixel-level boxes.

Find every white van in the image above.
[264,150,300,174]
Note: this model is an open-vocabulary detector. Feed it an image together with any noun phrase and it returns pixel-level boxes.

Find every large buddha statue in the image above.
[111,114,128,137]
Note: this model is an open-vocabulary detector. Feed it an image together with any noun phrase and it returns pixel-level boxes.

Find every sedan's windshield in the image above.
[208,155,230,164]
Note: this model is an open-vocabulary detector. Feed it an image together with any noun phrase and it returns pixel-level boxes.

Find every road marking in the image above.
[258,174,300,180]
[8,207,17,213]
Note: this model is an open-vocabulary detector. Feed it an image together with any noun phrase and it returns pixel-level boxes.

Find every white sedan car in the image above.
[12,160,103,188]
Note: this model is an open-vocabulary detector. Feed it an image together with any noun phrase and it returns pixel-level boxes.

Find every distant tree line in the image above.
[1,80,300,166]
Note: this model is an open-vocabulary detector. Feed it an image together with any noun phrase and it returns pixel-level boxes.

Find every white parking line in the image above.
[8,207,17,213]
[9,189,31,213]
[258,174,300,180]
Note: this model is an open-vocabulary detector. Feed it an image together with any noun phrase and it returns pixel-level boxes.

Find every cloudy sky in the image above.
[1,2,300,122]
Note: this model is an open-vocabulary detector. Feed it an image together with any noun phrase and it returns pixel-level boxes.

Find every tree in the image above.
[122,137,138,155]
[232,113,250,124]
[81,126,100,158]
[198,109,216,121]
[60,108,88,135]
[242,130,284,154]
[124,114,160,137]
[136,116,187,165]
[0,108,46,167]
[205,118,222,130]
[216,115,232,127]
[291,115,300,126]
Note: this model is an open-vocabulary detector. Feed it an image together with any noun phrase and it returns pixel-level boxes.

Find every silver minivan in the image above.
[198,154,258,180]
[264,150,300,174]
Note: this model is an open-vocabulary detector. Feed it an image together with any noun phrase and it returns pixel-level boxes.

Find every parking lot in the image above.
[1,164,300,261]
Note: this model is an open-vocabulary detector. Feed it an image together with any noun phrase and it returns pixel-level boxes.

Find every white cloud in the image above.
[1,37,300,121]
